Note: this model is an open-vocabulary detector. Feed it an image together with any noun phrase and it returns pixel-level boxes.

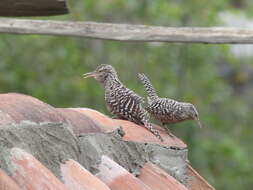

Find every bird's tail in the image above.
[138,73,158,100]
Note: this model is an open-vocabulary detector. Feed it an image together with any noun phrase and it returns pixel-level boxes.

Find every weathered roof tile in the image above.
[96,155,152,190]
[0,93,215,190]
[186,165,215,190]
[114,119,186,147]
[72,108,118,132]
[0,168,21,190]
[10,147,69,190]
[60,159,110,190]
[138,162,188,190]
[0,93,66,125]
[70,108,186,148]
[57,108,103,135]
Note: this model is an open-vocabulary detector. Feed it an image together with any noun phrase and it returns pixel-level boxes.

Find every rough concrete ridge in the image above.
[0,93,215,190]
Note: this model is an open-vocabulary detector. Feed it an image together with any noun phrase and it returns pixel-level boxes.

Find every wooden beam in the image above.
[0,0,68,16]
[1,18,253,44]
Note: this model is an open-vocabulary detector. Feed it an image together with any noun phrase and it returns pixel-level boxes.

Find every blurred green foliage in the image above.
[1,0,253,189]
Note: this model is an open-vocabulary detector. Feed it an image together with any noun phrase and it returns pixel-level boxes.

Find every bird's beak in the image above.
[83,71,97,78]
[195,117,202,128]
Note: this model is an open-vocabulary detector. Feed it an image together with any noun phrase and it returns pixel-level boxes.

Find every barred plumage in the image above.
[138,73,202,130]
[83,65,163,141]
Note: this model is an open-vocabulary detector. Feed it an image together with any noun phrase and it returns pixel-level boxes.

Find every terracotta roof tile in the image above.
[186,165,215,190]
[70,108,186,148]
[72,108,118,132]
[0,93,66,125]
[114,119,186,147]
[0,110,15,125]
[0,93,215,190]
[60,159,110,190]
[10,147,69,190]
[138,162,188,190]
[0,168,21,190]
[0,93,185,147]
[57,108,103,135]
[96,155,152,190]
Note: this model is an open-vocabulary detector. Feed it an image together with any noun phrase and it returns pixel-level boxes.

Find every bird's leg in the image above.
[143,121,164,142]
[162,123,175,138]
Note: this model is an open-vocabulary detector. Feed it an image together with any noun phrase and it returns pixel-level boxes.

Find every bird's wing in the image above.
[132,93,145,104]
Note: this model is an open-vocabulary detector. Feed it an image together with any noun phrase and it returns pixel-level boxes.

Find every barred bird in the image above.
[83,65,163,141]
[138,73,202,135]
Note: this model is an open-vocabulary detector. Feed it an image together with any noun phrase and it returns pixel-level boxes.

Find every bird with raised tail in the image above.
[137,73,202,136]
[83,64,163,141]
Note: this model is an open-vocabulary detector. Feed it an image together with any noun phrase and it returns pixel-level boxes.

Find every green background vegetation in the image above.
[1,0,253,189]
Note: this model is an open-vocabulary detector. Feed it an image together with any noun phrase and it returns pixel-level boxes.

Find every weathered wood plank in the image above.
[1,18,253,44]
[0,0,68,16]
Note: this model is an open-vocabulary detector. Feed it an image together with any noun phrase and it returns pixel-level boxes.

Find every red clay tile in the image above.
[10,147,69,190]
[0,168,21,190]
[114,119,186,148]
[61,159,110,190]
[186,165,215,190]
[0,110,15,125]
[0,92,185,147]
[96,155,152,190]
[71,108,118,132]
[57,108,103,135]
[0,93,66,125]
[0,94,213,190]
[0,93,184,148]
[138,162,188,190]
[70,108,186,147]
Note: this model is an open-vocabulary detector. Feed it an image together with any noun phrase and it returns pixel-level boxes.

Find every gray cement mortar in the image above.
[0,122,189,185]
[78,128,189,184]
[0,121,80,178]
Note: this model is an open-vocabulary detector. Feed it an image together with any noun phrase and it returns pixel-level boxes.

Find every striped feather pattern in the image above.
[138,73,199,126]
[86,65,163,141]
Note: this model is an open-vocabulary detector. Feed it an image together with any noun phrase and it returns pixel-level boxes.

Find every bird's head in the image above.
[83,64,118,83]
[184,103,202,128]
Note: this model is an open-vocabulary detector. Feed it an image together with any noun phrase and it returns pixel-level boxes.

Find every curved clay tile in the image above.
[69,108,186,147]
[0,92,186,148]
[70,108,119,132]
[114,119,186,147]
[57,108,104,135]
[138,162,188,190]
[10,147,69,190]
[96,155,152,190]
[186,165,215,190]
[61,159,110,190]
[0,110,15,125]
[0,93,66,125]
[0,169,21,190]
[0,93,214,190]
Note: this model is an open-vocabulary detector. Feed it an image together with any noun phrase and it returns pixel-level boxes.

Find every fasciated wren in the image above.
[83,65,163,141]
[138,73,202,134]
